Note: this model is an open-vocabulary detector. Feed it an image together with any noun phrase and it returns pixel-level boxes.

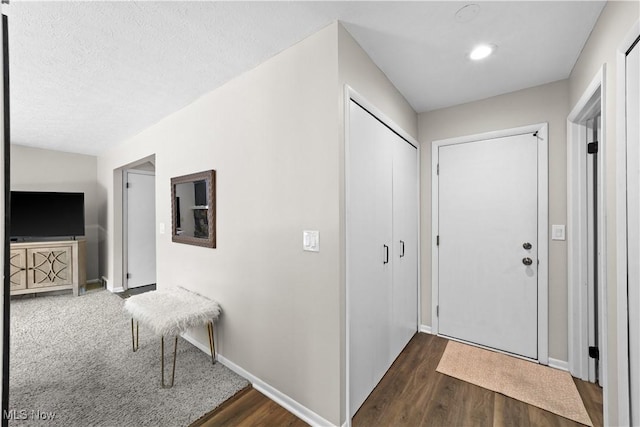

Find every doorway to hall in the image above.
[119,156,156,293]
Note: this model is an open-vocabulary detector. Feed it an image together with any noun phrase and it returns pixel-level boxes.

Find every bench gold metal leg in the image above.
[131,319,139,352]
[207,321,216,364]
[161,336,178,388]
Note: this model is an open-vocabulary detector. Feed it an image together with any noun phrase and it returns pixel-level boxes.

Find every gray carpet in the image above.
[9,290,249,426]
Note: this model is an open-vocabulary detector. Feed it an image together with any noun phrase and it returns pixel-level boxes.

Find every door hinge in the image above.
[126,273,131,279]
[437,164,439,175]
[589,346,600,360]
[436,305,439,317]
[587,141,598,154]
[126,182,131,189]
[436,235,439,246]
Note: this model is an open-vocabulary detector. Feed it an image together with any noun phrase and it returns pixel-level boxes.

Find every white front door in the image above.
[625,36,640,426]
[438,133,538,359]
[126,171,156,289]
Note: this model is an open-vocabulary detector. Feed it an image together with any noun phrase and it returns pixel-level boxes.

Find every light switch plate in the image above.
[552,225,565,241]
[303,230,320,252]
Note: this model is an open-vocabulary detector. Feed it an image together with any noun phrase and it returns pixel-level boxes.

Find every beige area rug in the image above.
[436,341,593,426]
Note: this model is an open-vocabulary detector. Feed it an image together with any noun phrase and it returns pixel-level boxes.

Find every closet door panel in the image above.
[391,137,419,361]
[348,101,393,416]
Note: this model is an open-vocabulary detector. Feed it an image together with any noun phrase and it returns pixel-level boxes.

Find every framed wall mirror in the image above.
[171,170,216,248]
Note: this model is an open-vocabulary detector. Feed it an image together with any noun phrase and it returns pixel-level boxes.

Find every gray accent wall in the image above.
[10,144,99,281]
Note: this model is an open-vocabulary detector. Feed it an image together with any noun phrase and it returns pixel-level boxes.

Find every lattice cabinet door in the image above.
[9,249,27,291]
[26,246,73,288]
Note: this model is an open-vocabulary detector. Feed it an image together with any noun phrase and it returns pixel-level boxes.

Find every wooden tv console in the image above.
[9,239,86,297]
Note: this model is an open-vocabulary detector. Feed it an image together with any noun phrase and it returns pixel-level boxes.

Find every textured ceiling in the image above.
[9,1,605,155]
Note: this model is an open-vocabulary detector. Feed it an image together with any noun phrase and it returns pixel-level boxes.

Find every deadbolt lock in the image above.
[522,257,533,266]
[523,242,532,250]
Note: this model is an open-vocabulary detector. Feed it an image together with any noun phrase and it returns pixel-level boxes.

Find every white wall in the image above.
[99,23,342,424]
[97,21,418,425]
[11,144,99,281]
[418,79,570,361]
[568,2,639,425]
[337,25,418,139]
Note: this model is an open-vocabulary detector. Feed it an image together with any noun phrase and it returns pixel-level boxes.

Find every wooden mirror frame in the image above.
[171,170,216,248]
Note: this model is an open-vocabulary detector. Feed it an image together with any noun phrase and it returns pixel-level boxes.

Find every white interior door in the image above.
[625,37,640,426]
[126,171,156,289]
[348,101,393,416]
[391,136,418,359]
[438,133,538,359]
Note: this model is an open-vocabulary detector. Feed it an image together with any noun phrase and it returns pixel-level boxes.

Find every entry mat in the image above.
[436,341,593,426]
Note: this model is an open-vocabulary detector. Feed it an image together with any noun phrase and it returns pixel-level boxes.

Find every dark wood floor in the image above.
[191,386,306,427]
[192,333,603,427]
[353,333,602,427]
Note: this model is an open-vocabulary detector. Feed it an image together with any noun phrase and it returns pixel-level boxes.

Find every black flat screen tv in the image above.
[10,191,85,239]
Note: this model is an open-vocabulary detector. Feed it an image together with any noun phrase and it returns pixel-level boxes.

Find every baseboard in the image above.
[181,333,336,426]
[219,354,336,426]
[181,331,211,355]
[548,357,569,371]
[86,278,101,284]
[419,324,432,334]
[103,276,125,293]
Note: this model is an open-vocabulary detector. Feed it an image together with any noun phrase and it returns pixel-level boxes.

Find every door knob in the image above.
[522,257,533,266]
[523,242,532,250]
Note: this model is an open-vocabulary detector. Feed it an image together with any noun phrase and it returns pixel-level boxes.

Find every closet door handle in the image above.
[400,240,405,258]
[383,245,389,264]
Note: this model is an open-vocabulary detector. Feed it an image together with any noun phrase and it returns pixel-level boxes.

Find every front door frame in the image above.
[431,123,549,364]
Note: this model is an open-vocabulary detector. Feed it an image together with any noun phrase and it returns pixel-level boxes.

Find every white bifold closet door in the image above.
[348,100,418,418]
[391,136,419,359]
[625,36,639,427]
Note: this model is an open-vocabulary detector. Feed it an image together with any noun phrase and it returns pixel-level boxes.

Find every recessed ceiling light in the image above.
[469,44,496,61]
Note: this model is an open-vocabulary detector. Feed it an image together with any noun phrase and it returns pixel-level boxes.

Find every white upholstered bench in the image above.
[123,287,221,388]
